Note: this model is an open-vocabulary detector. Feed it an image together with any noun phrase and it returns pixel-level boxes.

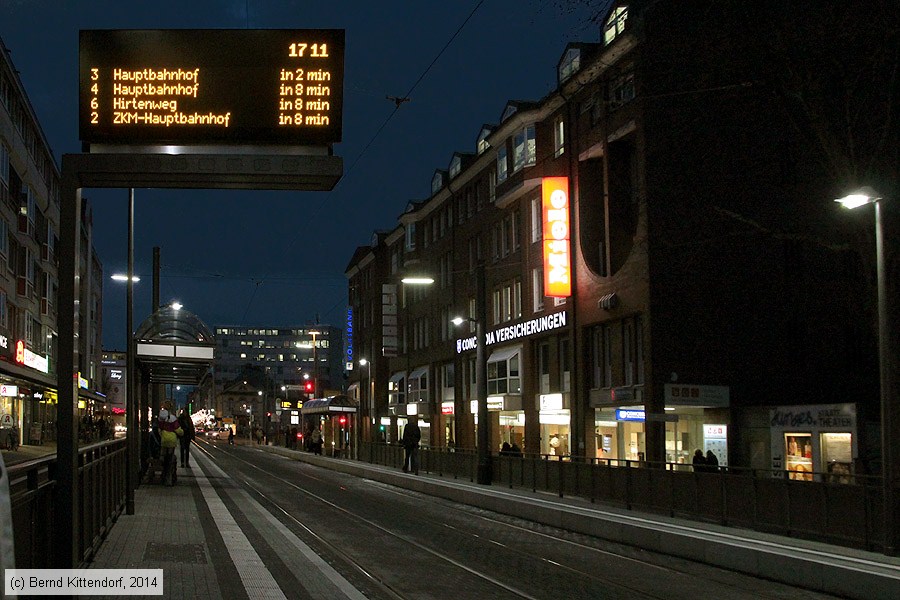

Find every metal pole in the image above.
[151,247,161,419]
[475,262,491,485]
[126,189,136,514]
[875,200,895,555]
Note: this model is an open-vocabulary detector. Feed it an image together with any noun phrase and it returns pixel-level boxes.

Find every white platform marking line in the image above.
[193,457,287,600]
[202,454,368,600]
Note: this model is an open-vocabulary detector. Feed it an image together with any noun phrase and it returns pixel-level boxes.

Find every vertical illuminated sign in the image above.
[542,177,571,297]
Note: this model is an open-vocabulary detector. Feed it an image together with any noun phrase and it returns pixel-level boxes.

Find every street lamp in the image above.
[836,187,894,554]
[452,262,489,485]
[359,358,372,417]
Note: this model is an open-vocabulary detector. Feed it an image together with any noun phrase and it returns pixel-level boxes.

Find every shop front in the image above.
[591,384,730,465]
[769,403,856,482]
[538,393,569,457]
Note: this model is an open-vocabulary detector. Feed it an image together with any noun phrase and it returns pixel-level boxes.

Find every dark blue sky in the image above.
[1,0,595,349]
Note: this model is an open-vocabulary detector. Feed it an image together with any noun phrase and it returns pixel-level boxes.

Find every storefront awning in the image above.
[488,346,520,364]
[408,366,428,380]
[301,395,358,415]
[389,372,406,383]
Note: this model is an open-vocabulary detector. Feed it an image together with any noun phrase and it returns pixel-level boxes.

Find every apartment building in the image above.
[346,2,894,476]
[0,36,105,445]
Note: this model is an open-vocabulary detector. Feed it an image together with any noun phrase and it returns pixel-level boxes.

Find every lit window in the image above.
[554,117,565,157]
[488,351,520,395]
[532,268,544,312]
[512,125,536,173]
[604,6,628,45]
[449,156,461,179]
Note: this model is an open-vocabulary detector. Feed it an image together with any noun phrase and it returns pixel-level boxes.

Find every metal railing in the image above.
[8,438,127,567]
[358,442,885,551]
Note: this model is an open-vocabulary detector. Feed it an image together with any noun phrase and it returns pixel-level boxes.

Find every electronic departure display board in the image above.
[79,29,344,146]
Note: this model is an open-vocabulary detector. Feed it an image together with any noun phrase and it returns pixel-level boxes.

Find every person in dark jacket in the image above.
[705,449,720,472]
[692,449,707,472]
[402,419,421,474]
[177,409,195,468]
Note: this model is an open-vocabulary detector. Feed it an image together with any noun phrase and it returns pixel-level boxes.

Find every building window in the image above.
[0,143,9,187]
[532,268,544,312]
[492,289,501,325]
[449,156,461,179]
[441,363,455,402]
[635,315,645,385]
[604,5,628,46]
[530,196,542,243]
[513,278,522,319]
[560,337,571,392]
[554,116,565,157]
[0,291,6,329]
[538,342,551,394]
[432,172,444,194]
[405,222,416,251]
[512,125,536,172]
[468,297,476,333]
[0,220,7,262]
[591,325,611,388]
[497,146,508,183]
[511,209,521,251]
[408,368,428,403]
[624,319,635,386]
[558,47,581,83]
[388,373,405,404]
[608,71,635,110]
[488,350,520,395]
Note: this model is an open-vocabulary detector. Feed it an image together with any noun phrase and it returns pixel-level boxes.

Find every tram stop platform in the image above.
[83,443,900,600]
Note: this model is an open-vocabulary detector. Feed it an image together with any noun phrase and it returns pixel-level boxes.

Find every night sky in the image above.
[0,0,595,350]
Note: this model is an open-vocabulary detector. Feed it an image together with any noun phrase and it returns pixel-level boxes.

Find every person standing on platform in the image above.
[692,449,707,473]
[178,409,195,468]
[705,449,720,473]
[158,403,183,486]
[402,418,421,475]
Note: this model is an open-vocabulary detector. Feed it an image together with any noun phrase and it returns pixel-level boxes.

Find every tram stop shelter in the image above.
[301,395,358,457]
[133,304,215,458]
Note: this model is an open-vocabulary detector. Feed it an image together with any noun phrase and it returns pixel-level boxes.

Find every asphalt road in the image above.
[194,438,841,600]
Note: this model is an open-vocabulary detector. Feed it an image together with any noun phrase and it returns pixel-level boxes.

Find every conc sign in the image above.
[542,177,571,297]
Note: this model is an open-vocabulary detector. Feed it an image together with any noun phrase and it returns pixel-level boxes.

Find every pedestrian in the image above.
[500,442,512,456]
[705,449,719,472]
[692,448,707,473]
[402,418,421,475]
[178,409,195,468]
[510,442,522,457]
[158,403,183,486]
[227,427,235,446]
[310,427,323,455]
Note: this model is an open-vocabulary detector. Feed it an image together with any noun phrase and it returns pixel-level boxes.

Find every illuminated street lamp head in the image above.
[401,276,435,285]
[835,186,883,209]
[451,317,465,326]
[171,302,183,310]
[359,358,368,366]
[258,391,263,396]
[111,274,141,282]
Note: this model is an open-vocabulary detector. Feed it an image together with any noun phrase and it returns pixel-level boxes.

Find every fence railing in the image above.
[8,438,127,567]
[358,442,884,551]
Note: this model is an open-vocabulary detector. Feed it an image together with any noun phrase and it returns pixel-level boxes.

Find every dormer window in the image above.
[604,6,628,45]
[558,48,581,83]
[477,129,491,155]
[449,156,461,179]
[501,104,518,122]
[432,171,444,194]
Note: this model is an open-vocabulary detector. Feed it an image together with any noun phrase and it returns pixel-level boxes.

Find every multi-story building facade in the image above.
[347,2,894,477]
[0,35,105,446]
[209,325,344,413]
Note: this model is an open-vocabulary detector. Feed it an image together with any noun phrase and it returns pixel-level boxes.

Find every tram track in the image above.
[195,441,835,600]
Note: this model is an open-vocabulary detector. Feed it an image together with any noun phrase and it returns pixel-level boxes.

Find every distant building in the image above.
[0,35,104,445]
[208,325,344,413]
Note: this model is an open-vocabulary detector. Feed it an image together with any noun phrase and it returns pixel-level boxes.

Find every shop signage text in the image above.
[455,311,568,354]
[346,307,353,365]
[16,341,49,374]
[0,385,18,397]
[769,404,855,430]
[541,176,571,298]
[616,409,645,422]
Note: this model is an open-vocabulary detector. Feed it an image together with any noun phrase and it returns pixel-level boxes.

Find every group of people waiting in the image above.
[692,449,720,473]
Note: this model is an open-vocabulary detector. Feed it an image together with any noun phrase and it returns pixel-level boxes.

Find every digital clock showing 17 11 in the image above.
[79,29,345,146]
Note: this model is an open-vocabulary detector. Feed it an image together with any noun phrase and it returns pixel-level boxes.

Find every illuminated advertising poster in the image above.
[79,29,345,145]
[541,176,571,297]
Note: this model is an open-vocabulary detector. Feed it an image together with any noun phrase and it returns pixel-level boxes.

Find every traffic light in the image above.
[379,424,386,432]
[339,416,346,426]
[304,381,314,394]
